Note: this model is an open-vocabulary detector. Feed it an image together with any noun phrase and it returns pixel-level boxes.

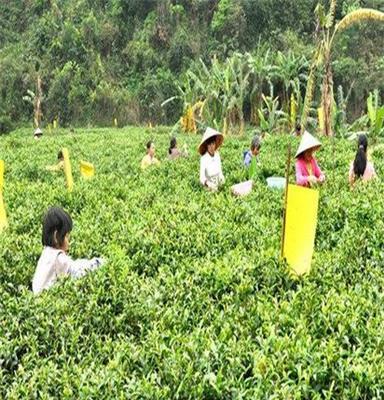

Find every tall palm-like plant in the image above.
[302,2,384,136]
[23,74,43,129]
[171,53,251,135]
[247,46,273,125]
[272,51,308,116]
[221,53,251,135]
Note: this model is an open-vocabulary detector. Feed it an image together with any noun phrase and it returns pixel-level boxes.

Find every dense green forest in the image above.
[0,0,383,130]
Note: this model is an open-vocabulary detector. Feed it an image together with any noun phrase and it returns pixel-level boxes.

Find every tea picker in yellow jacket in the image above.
[141,140,160,170]
[46,151,64,172]
[199,127,225,191]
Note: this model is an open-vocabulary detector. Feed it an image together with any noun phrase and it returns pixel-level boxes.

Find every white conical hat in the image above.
[34,127,43,136]
[198,127,224,155]
[295,131,321,158]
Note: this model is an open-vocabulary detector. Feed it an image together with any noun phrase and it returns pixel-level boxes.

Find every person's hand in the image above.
[308,175,317,185]
[91,257,106,269]
[206,181,218,192]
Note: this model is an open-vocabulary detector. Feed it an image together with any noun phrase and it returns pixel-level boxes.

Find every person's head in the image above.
[353,134,368,178]
[251,136,261,156]
[42,207,72,252]
[206,136,217,155]
[146,141,155,157]
[57,151,64,161]
[169,137,177,154]
[302,148,315,162]
[34,128,43,140]
[296,131,321,161]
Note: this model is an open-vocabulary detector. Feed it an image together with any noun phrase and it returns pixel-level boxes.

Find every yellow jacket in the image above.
[141,154,160,170]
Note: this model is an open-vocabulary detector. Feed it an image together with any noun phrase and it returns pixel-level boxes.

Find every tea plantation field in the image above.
[1,127,384,398]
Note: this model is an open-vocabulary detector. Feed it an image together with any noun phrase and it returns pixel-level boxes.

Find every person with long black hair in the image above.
[349,134,376,186]
[168,137,188,160]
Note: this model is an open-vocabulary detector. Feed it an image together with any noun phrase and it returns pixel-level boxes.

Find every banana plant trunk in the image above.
[322,54,334,136]
[34,75,43,129]
[239,111,245,136]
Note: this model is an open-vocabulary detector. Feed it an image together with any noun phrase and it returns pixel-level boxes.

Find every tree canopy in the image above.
[0,0,383,128]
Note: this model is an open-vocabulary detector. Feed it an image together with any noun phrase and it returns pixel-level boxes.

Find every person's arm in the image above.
[218,153,225,184]
[46,163,62,172]
[295,160,310,186]
[348,162,355,186]
[200,156,207,186]
[370,162,377,178]
[56,252,104,279]
[313,159,325,183]
[140,156,147,170]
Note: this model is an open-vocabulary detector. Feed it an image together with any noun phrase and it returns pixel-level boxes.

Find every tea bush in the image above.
[1,127,384,398]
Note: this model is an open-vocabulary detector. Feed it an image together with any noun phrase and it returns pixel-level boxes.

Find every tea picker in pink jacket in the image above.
[295,131,325,188]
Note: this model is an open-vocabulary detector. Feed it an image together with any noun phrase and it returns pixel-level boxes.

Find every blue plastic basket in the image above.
[266,177,286,189]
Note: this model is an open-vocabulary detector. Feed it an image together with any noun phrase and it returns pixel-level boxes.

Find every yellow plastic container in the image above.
[80,161,95,179]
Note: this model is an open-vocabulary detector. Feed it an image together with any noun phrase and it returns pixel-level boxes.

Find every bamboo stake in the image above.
[280,143,292,260]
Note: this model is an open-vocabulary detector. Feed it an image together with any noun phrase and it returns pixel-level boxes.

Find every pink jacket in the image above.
[295,157,325,187]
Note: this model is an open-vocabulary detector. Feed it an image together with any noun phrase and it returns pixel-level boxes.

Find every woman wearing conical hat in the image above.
[199,127,225,191]
[295,131,325,188]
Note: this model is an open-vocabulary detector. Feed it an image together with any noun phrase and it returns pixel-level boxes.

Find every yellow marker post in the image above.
[62,148,74,192]
[0,160,4,192]
[282,184,319,276]
[114,118,118,127]
[80,161,95,179]
[0,191,7,232]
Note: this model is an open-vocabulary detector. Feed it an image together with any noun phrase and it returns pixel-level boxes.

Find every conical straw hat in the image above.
[295,131,321,158]
[34,128,43,136]
[198,127,224,155]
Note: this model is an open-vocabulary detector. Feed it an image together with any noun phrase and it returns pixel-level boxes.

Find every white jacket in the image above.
[32,246,103,294]
[199,152,225,189]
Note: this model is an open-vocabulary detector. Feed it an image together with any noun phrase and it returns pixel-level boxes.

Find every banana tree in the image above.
[302,1,384,136]
[257,87,287,134]
[221,53,251,135]
[367,90,384,140]
[247,46,273,125]
[23,74,43,129]
[165,53,251,135]
[272,51,308,116]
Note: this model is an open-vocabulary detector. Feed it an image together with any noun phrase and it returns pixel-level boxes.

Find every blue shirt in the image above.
[243,150,253,167]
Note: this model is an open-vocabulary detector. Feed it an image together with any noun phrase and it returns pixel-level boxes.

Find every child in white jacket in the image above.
[32,207,104,294]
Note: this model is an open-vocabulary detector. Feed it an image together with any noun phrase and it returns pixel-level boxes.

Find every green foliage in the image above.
[367,89,384,138]
[211,0,247,55]
[0,0,383,128]
[1,127,384,397]
[0,115,14,134]
[258,93,287,134]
